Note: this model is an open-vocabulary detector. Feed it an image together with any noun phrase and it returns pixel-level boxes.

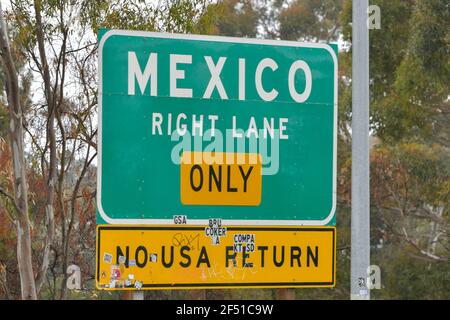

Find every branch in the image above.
[33,0,56,295]
[0,185,20,215]
[401,227,449,262]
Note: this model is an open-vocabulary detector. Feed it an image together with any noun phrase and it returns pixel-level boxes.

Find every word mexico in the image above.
[96,226,336,289]
[128,52,312,104]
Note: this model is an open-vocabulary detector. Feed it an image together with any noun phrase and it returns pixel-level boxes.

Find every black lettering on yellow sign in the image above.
[136,246,147,267]
[115,244,319,269]
[204,227,227,237]
[225,245,319,268]
[190,165,254,193]
[180,152,262,205]
[162,246,213,267]
[118,245,213,269]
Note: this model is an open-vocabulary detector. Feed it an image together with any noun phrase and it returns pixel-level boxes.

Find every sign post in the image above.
[96,30,338,290]
[351,0,371,300]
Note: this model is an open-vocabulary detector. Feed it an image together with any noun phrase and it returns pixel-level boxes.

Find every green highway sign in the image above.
[97,30,337,226]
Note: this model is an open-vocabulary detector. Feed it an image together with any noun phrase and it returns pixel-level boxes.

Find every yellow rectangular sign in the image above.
[96,225,336,290]
[180,152,262,206]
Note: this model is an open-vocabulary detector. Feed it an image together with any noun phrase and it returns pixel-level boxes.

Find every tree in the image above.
[279,0,343,41]
[381,0,450,146]
[210,0,259,38]
[341,0,449,145]
[0,2,37,300]
[1,0,221,300]
[1,0,99,299]
[371,143,450,263]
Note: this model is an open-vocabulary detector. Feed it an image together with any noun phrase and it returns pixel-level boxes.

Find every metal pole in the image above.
[351,0,370,300]
[133,291,144,300]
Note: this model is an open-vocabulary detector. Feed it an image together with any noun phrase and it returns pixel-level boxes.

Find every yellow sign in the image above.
[96,225,336,290]
[180,152,262,206]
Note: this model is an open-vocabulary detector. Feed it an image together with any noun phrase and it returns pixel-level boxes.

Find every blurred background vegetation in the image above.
[0,0,449,299]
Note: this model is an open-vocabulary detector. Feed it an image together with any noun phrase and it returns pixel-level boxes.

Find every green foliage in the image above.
[382,0,450,144]
[370,143,450,290]
[279,0,343,41]
[209,0,259,37]
[408,0,449,81]
[342,0,450,144]
[80,0,158,32]
[372,243,450,299]
[79,0,218,35]
[371,143,450,214]
[192,2,225,35]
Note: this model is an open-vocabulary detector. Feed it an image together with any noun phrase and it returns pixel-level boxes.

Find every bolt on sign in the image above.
[96,29,338,289]
[96,225,335,290]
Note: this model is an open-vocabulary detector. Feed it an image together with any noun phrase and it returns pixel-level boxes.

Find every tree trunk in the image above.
[275,288,295,300]
[15,215,37,299]
[0,3,37,300]
[33,0,56,296]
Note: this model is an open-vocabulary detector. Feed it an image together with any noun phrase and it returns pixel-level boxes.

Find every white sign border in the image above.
[97,29,338,226]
